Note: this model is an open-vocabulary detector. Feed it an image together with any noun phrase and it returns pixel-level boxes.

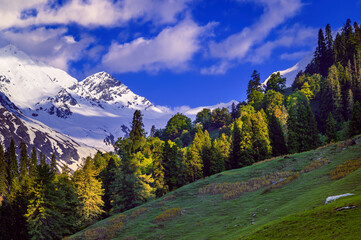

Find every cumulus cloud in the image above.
[1,27,94,70]
[0,0,191,30]
[205,0,303,73]
[102,18,211,73]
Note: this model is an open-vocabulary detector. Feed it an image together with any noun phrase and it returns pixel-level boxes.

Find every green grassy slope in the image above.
[69,137,361,240]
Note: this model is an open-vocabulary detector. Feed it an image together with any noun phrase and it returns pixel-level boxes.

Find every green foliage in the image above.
[348,101,361,137]
[210,107,231,129]
[0,143,7,195]
[165,113,192,141]
[19,142,29,181]
[7,138,18,188]
[129,110,146,153]
[195,108,211,129]
[269,114,288,156]
[51,153,57,173]
[265,72,286,93]
[25,164,65,240]
[326,113,338,143]
[287,92,320,153]
[29,147,37,178]
[73,157,104,224]
[111,139,145,213]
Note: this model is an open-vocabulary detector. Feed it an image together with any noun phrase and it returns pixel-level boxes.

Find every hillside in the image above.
[68,136,361,240]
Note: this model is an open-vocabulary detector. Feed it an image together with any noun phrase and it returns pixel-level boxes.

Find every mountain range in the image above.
[0,44,311,169]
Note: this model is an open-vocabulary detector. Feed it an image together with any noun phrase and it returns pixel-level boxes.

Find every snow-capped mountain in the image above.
[263,51,314,87]
[0,45,173,168]
[0,44,241,169]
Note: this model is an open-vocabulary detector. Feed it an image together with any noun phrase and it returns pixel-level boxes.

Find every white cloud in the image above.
[102,18,209,73]
[280,51,309,60]
[1,27,94,70]
[248,24,317,63]
[200,62,233,75]
[0,0,191,30]
[207,0,303,65]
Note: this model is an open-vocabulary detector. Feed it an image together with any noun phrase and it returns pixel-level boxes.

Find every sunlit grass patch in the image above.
[130,207,147,218]
[330,157,361,180]
[154,207,181,223]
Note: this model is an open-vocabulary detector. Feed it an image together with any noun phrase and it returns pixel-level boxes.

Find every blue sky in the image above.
[1,0,361,108]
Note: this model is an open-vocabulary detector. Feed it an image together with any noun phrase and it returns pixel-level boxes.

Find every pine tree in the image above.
[25,163,65,240]
[229,120,242,169]
[50,153,57,173]
[152,141,166,198]
[287,92,320,153]
[247,70,264,110]
[269,114,287,156]
[73,157,104,224]
[19,142,29,181]
[150,125,156,137]
[315,28,328,76]
[251,110,272,162]
[325,24,334,68]
[0,143,7,195]
[100,157,118,213]
[111,140,144,213]
[349,101,361,137]
[265,72,286,93]
[56,165,80,234]
[163,140,180,190]
[29,147,37,178]
[39,152,46,166]
[208,141,225,175]
[326,113,337,143]
[7,138,18,188]
[129,110,146,153]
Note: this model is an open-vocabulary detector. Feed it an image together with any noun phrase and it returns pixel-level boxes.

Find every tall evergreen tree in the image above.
[0,143,7,195]
[73,157,104,224]
[229,120,242,169]
[287,92,320,153]
[39,152,46,166]
[349,101,361,137]
[25,163,65,240]
[19,142,29,181]
[100,157,118,213]
[325,24,334,68]
[111,139,144,213]
[7,138,18,188]
[129,110,146,153]
[315,28,328,76]
[29,147,37,178]
[50,153,57,173]
[326,113,337,143]
[55,165,80,235]
[163,140,181,190]
[151,140,166,198]
[269,114,287,156]
[247,70,264,110]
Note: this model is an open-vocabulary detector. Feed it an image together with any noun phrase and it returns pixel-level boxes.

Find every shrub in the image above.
[84,227,107,240]
[154,207,181,223]
[301,158,328,173]
[130,207,147,218]
[330,157,361,180]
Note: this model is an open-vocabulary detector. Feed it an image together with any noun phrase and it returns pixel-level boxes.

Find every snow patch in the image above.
[325,193,355,204]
